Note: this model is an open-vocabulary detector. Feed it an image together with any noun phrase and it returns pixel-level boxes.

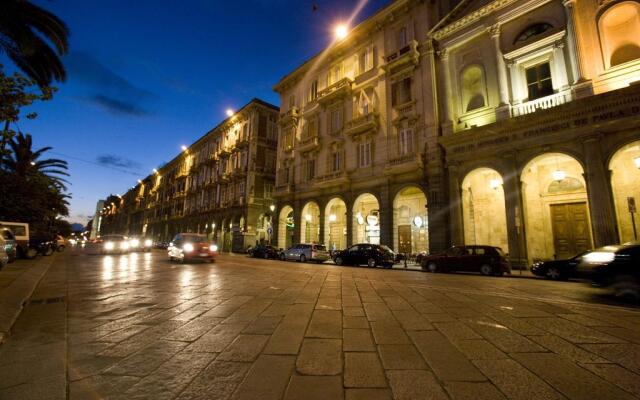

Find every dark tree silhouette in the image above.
[0,0,69,88]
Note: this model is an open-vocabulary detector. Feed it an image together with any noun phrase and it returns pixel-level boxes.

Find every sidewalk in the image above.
[0,254,57,344]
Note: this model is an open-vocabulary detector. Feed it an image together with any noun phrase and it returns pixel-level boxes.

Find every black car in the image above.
[332,243,395,268]
[577,242,640,301]
[249,244,279,259]
[530,251,587,280]
[421,245,511,276]
[29,235,56,257]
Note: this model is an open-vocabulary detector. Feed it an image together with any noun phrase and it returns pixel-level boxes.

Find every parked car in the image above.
[0,221,29,258]
[421,245,511,276]
[0,235,9,269]
[576,242,640,301]
[85,235,131,254]
[55,235,66,252]
[530,251,587,280]
[280,243,330,263]
[29,235,57,257]
[1,227,17,263]
[168,233,218,263]
[249,244,279,259]
[333,243,395,268]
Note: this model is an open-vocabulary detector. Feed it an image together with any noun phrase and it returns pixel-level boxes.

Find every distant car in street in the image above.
[530,251,587,280]
[1,227,17,263]
[248,244,279,259]
[55,235,66,252]
[421,245,511,276]
[280,243,330,263]
[128,237,154,252]
[86,234,131,254]
[332,243,395,268]
[168,233,217,263]
[577,242,640,301]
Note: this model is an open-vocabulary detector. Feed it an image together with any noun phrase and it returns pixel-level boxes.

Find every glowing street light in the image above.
[226,109,234,117]
[490,179,502,189]
[335,24,348,40]
[635,156,640,169]
[153,168,158,174]
[552,170,566,181]
[269,204,276,212]
[181,145,188,152]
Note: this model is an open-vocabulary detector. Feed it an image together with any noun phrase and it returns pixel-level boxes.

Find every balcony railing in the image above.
[344,112,379,137]
[279,106,300,126]
[384,40,419,72]
[512,91,571,117]
[297,135,320,152]
[317,77,353,105]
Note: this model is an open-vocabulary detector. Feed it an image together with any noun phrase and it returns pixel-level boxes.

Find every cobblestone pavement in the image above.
[1,250,640,400]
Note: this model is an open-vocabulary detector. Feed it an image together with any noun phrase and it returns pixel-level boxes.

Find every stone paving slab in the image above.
[1,251,640,400]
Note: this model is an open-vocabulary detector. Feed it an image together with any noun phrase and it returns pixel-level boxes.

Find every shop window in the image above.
[599,2,640,67]
[525,63,554,100]
[461,65,487,112]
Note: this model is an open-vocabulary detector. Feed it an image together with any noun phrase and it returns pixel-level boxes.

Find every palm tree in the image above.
[0,0,69,88]
[2,132,69,190]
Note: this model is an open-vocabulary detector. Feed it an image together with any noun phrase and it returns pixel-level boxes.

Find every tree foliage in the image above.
[0,0,69,88]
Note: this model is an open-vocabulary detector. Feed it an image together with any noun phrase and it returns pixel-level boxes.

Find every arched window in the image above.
[599,2,640,67]
[461,65,487,112]
[514,23,554,45]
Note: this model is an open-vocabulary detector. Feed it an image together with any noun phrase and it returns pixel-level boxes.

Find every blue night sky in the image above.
[7,0,390,224]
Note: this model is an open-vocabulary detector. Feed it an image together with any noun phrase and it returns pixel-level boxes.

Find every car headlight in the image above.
[583,251,615,263]
[104,241,115,250]
[210,244,218,252]
[183,243,194,252]
[130,239,140,247]
[144,239,153,247]
[120,242,130,250]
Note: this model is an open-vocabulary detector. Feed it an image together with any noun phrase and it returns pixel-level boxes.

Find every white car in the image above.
[280,243,330,263]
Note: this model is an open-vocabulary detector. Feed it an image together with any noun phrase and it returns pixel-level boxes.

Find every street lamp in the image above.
[181,145,188,152]
[329,214,337,222]
[153,168,158,174]
[634,156,640,169]
[552,170,566,181]
[335,24,348,40]
[490,178,502,189]
[269,204,275,212]
[226,109,234,117]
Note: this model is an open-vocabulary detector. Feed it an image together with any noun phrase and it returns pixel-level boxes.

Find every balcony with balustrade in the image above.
[317,77,353,105]
[384,40,420,73]
[511,90,572,117]
[344,112,380,137]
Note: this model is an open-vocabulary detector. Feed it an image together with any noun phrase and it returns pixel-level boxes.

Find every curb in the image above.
[0,254,57,345]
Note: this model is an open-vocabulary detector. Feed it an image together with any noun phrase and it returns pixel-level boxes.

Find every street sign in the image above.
[628,197,637,213]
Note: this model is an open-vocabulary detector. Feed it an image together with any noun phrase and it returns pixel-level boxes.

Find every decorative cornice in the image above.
[432,0,514,41]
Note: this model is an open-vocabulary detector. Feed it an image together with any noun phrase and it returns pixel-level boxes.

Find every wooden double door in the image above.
[550,202,592,259]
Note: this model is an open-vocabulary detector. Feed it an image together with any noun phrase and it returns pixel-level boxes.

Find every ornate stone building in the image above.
[431,0,640,265]
[101,99,279,252]
[273,0,447,254]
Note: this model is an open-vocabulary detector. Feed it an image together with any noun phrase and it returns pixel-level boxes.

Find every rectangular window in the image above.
[397,26,408,49]
[358,141,372,167]
[525,63,553,100]
[306,158,316,180]
[289,94,296,108]
[332,150,342,172]
[242,123,248,140]
[398,128,413,156]
[391,78,412,106]
[238,182,245,197]
[357,47,374,75]
[328,63,342,86]
[309,80,318,101]
[284,127,294,149]
[264,183,273,199]
[330,108,342,134]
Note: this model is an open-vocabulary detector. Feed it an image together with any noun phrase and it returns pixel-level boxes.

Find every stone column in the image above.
[293,199,302,244]
[439,49,454,135]
[346,202,354,247]
[507,60,522,104]
[490,25,511,115]
[379,183,393,247]
[562,0,585,84]
[583,136,619,246]
[448,163,464,246]
[552,41,570,90]
[318,205,325,246]
[502,156,527,268]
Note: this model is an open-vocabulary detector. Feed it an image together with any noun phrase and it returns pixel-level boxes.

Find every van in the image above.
[0,222,31,259]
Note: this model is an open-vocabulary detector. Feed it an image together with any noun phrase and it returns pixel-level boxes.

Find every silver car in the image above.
[0,235,9,269]
[280,243,330,263]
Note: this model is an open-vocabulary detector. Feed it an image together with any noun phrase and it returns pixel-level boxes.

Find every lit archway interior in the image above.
[609,141,640,242]
[521,153,592,262]
[301,202,320,243]
[352,193,380,244]
[599,2,640,67]
[324,198,347,250]
[461,168,508,252]
[393,186,428,254]
[277,206,294,249]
